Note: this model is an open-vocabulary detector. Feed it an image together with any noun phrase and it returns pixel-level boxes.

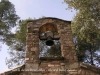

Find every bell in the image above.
[46,36,54,46]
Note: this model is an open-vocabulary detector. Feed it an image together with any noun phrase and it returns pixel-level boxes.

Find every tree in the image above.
[64,0,100,65]
[6,19,28,68]
[40,40,61,57]
[46,43,61,57]
[0,0,19,43]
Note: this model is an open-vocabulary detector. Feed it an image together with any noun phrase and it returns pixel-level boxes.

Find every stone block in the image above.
[65,55,70,60]
[81,70,86,75]
[27,22,33,26]
[36,22,42,25]
[33,28,39,31]
[33,25,39,28]
[69,56,74,60]
[33,44,39,47]
[60,63,65,66]
[69,62,79,68]
[74,56,78,61]
[31,72,42,75]
[26,41,33,45]
[48,64,54,67]
[64,27,71,30]
[31,47,38,51]
[25,58,29,61]
[48,73,58,75]
[63,46,71,50]
[25,63,39,70]
[69,43,75,46]
[27,27,33,33]
[67,69,78,75]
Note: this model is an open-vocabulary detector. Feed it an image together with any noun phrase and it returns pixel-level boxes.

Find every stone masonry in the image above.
[0,17,100,75]
[25,17,78,75]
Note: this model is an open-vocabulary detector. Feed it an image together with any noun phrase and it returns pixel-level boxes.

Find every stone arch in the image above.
[39,23,61,57]
[39,23,58,34]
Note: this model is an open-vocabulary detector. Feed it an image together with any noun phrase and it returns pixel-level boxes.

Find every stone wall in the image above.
[1,17,100,75]
[24,17,78,75]
[25,17,77,63]
[1,63,100,75]
[79,63,100,75]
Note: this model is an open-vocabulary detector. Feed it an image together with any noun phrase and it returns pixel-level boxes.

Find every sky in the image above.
[0,0,76,73]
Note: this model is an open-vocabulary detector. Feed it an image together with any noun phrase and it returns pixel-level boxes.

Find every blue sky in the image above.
[0,0,76,73]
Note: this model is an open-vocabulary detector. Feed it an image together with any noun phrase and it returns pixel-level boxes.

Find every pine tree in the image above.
[0,0,19,42]
[64,0,100,65]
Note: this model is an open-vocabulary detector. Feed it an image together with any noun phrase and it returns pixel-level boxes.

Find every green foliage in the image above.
[39,40,61,57]
[6,19,32,50]
[64,0,100,65]
[6,19,32,68]
[46,44,61,57]
[0,0,19,42]
[41,42,61,57]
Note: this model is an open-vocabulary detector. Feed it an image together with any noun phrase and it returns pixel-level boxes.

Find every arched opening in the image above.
[39,23,61,57]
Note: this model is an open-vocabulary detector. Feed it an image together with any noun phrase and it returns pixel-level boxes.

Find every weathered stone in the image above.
[26,41,32,45]
[2,17,100,75]
[60,63,65,66]
[69,62,79,68]
[48,64,54,67]
[31,47,38,51]
[25,58,29,61]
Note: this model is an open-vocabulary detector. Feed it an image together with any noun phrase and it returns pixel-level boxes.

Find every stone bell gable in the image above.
[25,17,77,63]
[0,17,100,75]
[24,17,78,75]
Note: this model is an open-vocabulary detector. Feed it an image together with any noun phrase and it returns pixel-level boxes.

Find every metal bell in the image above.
[46,36,54,46]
